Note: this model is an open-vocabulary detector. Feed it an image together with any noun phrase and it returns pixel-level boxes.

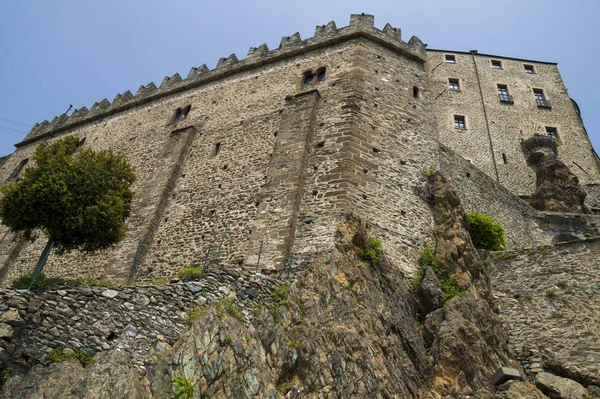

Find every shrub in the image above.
[412,246,464,304]
[269,284,291,323]
[466,212,506,251]
[358,237,384,266]
[172,375,195,399]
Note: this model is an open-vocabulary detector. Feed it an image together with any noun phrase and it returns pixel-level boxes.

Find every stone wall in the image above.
[0,265,283,374]
[439,144,549,248]
[0,15,437,286]
[427,50,600,197]
[490,238,600,386]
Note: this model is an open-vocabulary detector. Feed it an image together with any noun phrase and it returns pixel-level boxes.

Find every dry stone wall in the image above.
[0,265,283,374]
[490,238,600,386]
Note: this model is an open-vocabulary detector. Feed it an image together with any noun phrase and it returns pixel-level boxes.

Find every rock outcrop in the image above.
[521,135,587,213]
[1,173,597,398]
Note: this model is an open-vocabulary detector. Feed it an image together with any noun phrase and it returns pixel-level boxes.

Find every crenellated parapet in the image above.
[18,13,426,147]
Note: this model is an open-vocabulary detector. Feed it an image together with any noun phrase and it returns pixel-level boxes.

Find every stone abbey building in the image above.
[0,14,599,286]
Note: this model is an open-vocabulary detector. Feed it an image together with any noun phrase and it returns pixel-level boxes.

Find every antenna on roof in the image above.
[64,104,73,115]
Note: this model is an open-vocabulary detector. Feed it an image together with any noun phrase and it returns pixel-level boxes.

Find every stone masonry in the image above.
[0,14,598,287]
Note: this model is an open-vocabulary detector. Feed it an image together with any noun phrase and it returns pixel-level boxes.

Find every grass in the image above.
[421,163,437,177]
[177,265,204,279]
[225,301,244,322]
[556,280,569,289]
[47,347,94,366]
[288,339,302,350]
[12,273,115,290]
[269,284,291,323]
[551,312,564,320]
[187,306,209,324]
[546,289,558,299]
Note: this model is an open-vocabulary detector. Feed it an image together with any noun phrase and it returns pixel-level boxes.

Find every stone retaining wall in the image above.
[490,237,600,386]
[0,265,283,375]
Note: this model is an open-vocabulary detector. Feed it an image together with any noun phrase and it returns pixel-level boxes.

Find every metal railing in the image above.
[498,94,514,104]
[536,98,552,109]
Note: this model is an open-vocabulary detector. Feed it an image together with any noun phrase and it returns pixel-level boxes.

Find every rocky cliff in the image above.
[1,173,598,398]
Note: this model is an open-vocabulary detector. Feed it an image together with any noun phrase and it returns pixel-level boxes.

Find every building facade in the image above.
[0,14,598,286]
[428,49,600,196]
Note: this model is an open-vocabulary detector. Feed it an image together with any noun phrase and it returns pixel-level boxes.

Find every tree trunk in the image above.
[27,239,55,290]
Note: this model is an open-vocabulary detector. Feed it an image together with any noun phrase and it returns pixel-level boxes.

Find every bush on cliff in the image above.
[466,212,506,251]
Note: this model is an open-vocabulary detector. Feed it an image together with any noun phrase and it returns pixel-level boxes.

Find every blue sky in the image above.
[1,0,598,157]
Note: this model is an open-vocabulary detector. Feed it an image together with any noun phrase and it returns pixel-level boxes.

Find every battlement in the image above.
[17,13,426,148]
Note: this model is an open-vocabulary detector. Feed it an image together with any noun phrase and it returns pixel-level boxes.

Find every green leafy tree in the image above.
[0,136,135,288]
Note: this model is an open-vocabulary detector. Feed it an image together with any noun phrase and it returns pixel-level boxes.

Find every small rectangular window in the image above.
[534,89,551,108]
[497,84,513,103]
[524,64,535,74]
[454,115,466,129]
[491,60,502,69]
[445,54,456,63]
[449,78,460,91]
[545,126,558,139]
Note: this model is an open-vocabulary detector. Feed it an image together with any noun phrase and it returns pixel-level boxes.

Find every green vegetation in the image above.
[172,375,195,399]
[421,163,437,177]
[12,272,114,290]
[357,237,384,267]
[0,136,135,288]
[490,251,519,261]
[556,280,569,289]
[466,212,506,251]
[551,312,564,320]
[187,306,209,324]
[47,347,94,366]
[323,257,332,265]
[245,335,252,343]
[222,335,232,346]
[546,289,557,299]
[269,284,291,323]
[412,247,465,304]
[178,265,203,279]
[224,301,244,322]
[288,339,302,350]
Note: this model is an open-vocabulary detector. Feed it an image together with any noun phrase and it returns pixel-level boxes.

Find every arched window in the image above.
[413,86,419,98]
[303,72,314,87]
[77,137,87,149]
[317,68,326,83]
[5,158,28,183]
[172,108,183,123]
[182,105,192,120]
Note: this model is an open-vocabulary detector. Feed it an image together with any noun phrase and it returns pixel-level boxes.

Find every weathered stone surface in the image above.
[492,367,522,386]
[417,267,444,314]
[535,372,589,399]
[0,309,24,327]
[522,135,587,213]
[0,323,13,338]
[494,380,547,399]
[2,351,151,398]
[491,238,600,386]
[101,289,119,299]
